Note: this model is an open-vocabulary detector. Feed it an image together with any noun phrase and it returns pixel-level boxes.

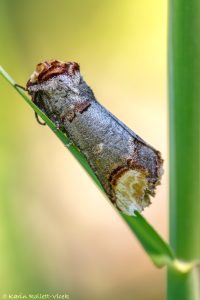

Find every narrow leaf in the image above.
[121,212,174,267]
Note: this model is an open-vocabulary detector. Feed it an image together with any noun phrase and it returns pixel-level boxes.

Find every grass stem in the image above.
[168,0,200,298]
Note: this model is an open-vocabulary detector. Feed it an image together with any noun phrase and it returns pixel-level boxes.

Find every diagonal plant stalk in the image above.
[168,0,200,299]
[0,66,197,277]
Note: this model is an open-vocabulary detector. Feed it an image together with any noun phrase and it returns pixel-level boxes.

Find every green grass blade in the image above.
[122,212,174,267]
[0,66,193,271]
[168,0,200,298]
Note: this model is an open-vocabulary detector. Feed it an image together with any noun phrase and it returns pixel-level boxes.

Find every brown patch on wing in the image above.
[61,101,91,123]
[75,100,91,114]
[109,160,148,187]
[109,166,129,186]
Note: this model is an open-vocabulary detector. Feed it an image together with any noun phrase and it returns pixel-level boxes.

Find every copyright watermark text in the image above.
[2,294,70,299]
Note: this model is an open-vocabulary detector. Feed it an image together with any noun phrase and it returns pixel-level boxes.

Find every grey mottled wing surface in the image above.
[27,60,163,215]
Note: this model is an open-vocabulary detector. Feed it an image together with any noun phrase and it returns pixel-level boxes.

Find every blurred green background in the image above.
[0,1,167,299]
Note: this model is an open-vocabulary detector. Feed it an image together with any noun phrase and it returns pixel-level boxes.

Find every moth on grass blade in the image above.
[25,60,163,216]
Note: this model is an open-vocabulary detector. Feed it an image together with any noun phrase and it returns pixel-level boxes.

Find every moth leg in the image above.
[34,112,46,126]
[15,83,27,91]
[31,92,46,126]
[15,84,45,125]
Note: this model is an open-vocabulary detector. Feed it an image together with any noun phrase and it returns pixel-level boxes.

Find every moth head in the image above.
[26,60,80,93]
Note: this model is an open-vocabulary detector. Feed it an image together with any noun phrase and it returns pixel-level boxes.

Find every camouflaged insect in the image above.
[26,60,164,216]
